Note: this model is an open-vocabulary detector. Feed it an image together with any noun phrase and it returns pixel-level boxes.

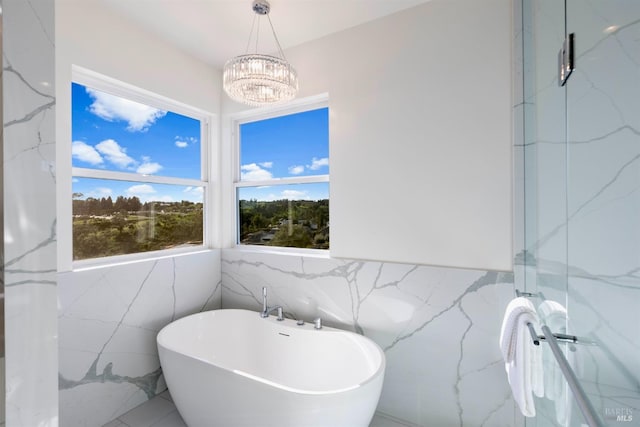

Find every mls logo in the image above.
[604,407,633,422]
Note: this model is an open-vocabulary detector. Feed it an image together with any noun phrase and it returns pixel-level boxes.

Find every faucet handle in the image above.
[260,287,268,318]
[313,317,322,330]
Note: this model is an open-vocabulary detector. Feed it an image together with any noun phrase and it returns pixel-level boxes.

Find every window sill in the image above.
[226,245,330,260]
[69,246,216,273]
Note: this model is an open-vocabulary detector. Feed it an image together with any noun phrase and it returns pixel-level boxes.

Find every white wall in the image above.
[55,1,223,425]
[55,0,221,114]
[224,0,513,272]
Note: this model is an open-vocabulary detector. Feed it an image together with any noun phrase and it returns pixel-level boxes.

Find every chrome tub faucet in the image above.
[260,287,284,321]
[313,317,322,329]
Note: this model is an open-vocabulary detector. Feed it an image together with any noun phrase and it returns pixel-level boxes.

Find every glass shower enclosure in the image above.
[520,0,640,426]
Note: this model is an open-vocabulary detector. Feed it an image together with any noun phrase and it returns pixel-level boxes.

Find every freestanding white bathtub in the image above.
[157,309,385,427]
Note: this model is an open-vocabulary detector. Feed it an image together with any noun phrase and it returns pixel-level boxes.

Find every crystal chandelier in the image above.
[223,0,298,107]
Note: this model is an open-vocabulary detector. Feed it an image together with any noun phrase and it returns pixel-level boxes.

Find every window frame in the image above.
[228,94,330,254]
[61,66,215,271]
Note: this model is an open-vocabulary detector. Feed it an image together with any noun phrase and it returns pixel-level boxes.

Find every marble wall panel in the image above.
[221,249,517,427]
[58,250,221,427]
[3,0,58,425]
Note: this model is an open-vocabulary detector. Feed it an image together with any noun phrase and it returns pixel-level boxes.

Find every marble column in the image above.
[3,0,58,425]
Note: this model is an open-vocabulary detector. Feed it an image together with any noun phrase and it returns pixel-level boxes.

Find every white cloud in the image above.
[175,136,198,148]
[182,186,204,202]
[137,157,163,175]
[288,165,305,175]
[183,186,204,195]
[125,184,160,203]
[259,162,273,168]
[72,141,103,165]
[86,88,167,132]
[95,139,136,169]
[72,178,79,183]
[81,187,113,199]
[263,190,311,201]
[94,187,113,197]
[241,163,273,181]
[307,157,329,170]
[80,140,162,174]
[281,190,311,200]
[126,184,156,196]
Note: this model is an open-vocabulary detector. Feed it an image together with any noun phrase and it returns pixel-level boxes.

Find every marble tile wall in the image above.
[3,0,58,425]
[221,249,518,426]
[58,250,221,427]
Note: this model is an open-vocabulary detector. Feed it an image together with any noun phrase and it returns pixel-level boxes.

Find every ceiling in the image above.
[91,0,431,68]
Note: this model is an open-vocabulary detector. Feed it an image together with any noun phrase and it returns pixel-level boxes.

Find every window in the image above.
[235,101,329,250]
[71,71,210,263]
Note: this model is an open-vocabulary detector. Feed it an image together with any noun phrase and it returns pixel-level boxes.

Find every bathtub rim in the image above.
[157,308,386,395]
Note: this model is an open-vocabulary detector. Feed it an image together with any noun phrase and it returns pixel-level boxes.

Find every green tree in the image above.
[270,224,312,248]
[114,196,127,213]
[128,196,142,212]
[99,196,113,215]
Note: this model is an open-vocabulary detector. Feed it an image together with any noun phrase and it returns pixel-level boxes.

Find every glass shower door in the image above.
[522,0,640,425]
[565,1,640,425]
[522,0,569,423]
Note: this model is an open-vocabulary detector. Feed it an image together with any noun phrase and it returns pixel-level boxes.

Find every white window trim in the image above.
[222,93,330,254]
[59,66,216,272]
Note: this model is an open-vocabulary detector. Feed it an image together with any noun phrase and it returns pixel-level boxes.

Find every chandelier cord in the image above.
[244,13,258,54]
[245,13,285,60]
[255,16,261,53]
[267,14,287,61]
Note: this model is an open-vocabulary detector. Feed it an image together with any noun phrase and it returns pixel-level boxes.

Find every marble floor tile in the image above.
[119,399,176,426]
[149,411,188,427]
[370,412,420,427]
[103,392,412,427]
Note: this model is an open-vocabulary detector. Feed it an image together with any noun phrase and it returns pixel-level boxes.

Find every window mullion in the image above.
[73,167,206,187]
[235,175,329,188]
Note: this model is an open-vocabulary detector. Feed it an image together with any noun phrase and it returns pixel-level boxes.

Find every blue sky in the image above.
[239,107,329,201]
[72,83,329,203]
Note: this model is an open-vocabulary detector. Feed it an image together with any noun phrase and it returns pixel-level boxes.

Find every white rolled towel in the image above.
[538,300,571,425]
[500,297,543,417]
[538,300,567,401]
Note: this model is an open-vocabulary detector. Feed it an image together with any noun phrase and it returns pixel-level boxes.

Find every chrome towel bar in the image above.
[525,322,578,346]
